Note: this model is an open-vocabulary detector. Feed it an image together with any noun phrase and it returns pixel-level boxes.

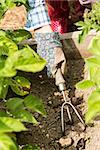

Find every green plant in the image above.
[75,2,100,123]
[75,2,100,43]
[22,144,40,150]
[0,32,46,149]
[0,1,47,149]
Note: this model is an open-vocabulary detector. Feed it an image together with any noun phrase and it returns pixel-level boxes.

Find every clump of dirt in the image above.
[17,41,100,150]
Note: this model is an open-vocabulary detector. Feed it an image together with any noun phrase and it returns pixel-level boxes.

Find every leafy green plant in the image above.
[0,1,47,149]
[0,32,46,148]
[75,2,100,43]
[22,144,40,150]
[0,117,27,150]
[76,2,100,123]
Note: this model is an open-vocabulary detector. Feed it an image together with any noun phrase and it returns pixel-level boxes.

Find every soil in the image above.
[17,41,100,150]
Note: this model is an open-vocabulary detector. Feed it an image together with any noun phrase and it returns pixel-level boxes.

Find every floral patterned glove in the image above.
[34,32,66,77]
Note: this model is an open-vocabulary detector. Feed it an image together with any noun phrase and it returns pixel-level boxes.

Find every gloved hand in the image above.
[34,32,66,78]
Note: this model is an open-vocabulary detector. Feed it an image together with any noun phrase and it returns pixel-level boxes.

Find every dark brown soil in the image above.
[17,41,100,150]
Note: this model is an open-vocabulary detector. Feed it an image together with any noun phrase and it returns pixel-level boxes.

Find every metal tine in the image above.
[55,68,85,133]
[62,91,72,123]
[61,102,72,133]
[61,91,85,133]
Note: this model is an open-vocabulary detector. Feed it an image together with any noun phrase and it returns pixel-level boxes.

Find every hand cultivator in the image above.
[55,68,85,133]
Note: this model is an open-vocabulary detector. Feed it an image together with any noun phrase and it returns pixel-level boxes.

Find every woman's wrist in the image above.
[34,25,53,33]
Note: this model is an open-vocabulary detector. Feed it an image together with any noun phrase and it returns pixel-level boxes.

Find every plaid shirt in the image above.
[25,0,51,30]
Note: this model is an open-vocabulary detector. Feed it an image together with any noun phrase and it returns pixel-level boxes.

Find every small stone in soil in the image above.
[42,129,45,133]
[47,100,52,106]
[46,134,49,138]
[59,137,73,147]
[39,125,43,129]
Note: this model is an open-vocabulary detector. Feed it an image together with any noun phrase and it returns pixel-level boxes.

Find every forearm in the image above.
[34,25,53,33]
[26,0,66,77]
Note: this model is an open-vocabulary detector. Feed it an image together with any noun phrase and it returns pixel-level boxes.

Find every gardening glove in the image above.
[34,32,66,81]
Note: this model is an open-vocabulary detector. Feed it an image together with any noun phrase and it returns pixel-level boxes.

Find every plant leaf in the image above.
[10,76,31,96]
[85,89,100,123]
[86,58,100,87]
[78,28,89,43]
[23,144,40,150]
[0,117,27,133]
[0,78,9,99]
[0,35,18,56]
[6,97,38,124]
[0,67,17,77]
[13,109,38,124]
[88,35,100,56]
[0,111,9,117]
[87,88,100,106]
[6,98,24,111]
[0,46,46,77]
[76,80,95,90]
[14,76,31,89]
[12,0,28,5]
[6,29,32,44]
[0,6,5,20]
[14,46,46,73]
[0,56,6,70]
[0,133,18,150]
[24,94,46,117]
[75,21,85,28]
[86,56,100,65]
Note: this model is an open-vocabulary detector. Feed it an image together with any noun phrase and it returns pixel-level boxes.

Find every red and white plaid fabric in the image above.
[47,1,69,34]
[51,19,68,34]
[47,0,84,34]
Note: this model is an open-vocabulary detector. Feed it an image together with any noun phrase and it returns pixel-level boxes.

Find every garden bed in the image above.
[17,31,100,150]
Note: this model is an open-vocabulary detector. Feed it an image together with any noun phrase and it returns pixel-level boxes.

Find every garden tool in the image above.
[55,68,85,133]
[34,32,65,77]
